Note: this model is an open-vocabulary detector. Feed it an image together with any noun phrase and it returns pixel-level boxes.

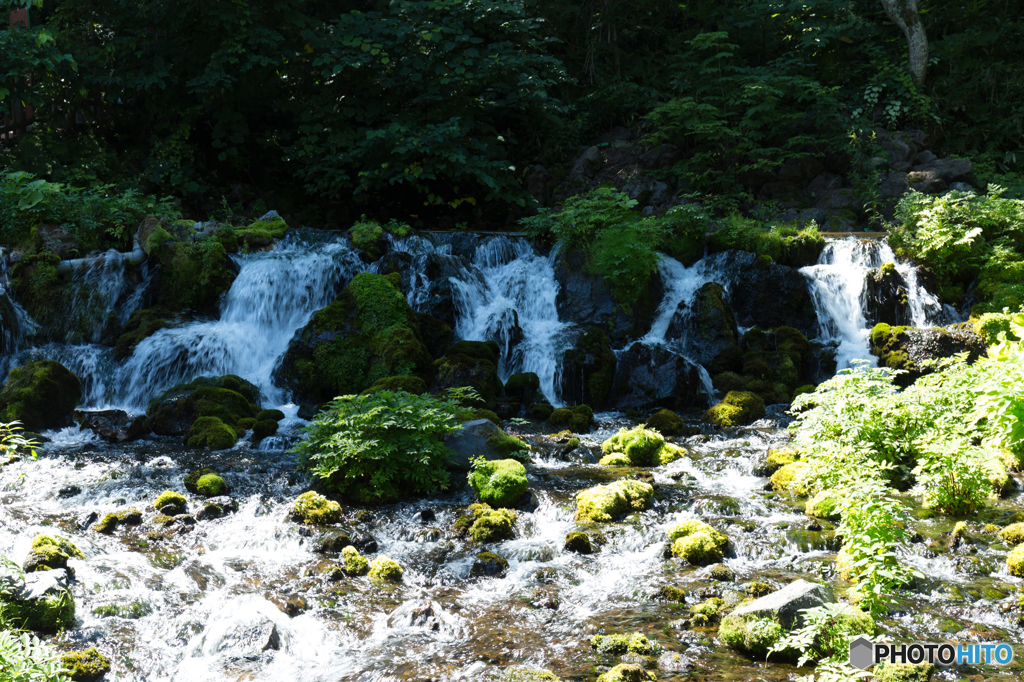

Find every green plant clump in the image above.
[184,468,228,496]
[294,389,469,503]
[719,614,785,657]
[547,405,594,432]
[291,491,342,524]
[341,546,370,576]
[468,458,528,508]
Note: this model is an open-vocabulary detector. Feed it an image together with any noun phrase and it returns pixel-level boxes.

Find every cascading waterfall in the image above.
[450,237,571,405]
[801,237,958,370]
[117,231,364,409]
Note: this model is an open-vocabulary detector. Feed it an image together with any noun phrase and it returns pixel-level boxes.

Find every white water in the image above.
[116,232,364,409]
[451,237,571,405]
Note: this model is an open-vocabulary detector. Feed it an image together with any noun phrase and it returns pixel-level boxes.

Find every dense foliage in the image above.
[789,313,1024,614]
[294,389,472,503]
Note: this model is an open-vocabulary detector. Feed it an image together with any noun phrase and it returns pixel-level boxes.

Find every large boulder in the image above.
[0,360,82,430]
[274,272,433,414]
[153,238,237,314]
[430,341,503,408]
[870,322,987,386]
[560,327,616,409]
[444,419,507,471]
[554,248,664,347]
[610,343,704,412]
[714,251,818,337]
[76,409,150,443]
[408,253,475,329]
[864,262,911,327]
[146,375,260,448]
[667,282,740,366]
[724,579,833,630]
[0,568,76,633]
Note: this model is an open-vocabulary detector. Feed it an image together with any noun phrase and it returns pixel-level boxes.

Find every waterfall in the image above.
[116,231,364,409]
[450,237,571,405]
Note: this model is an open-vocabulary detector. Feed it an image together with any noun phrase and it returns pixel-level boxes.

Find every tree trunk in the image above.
[880,0,929,85]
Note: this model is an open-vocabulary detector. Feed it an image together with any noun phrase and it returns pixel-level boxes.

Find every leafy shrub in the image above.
[294,389,471,503]
[0,629,70,682]
[706,214,824,267]
[912,439,992,515]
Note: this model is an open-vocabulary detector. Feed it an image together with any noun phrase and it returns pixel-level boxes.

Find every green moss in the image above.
[10,590,76,633]
[472,551,509,576]
[234,216,290,250]
[598,452,633,466]
[704,391,766,427]
[564,532,593,554]
[658,585,687,602]
[114,307,173,360]
[998,522,1024,546]
[504,372,540,398]
[60,647,111,682]
[763,448,797,475]
[195,473,227,497]
[601,425,663,465]
[363,375,428,395]
[575,479,654,523]
[547,405,594,432]
[719,614,784,657]
[147,375,259,436]
[869,323,916,371]
[468,459,528,508]
[237,417,255,431]
[1009,545,1024,576]
[972,312,1021,345]
[291,491,342,524]
[256,409,286,421]
[184,468,223,495]
[185,416,238,449]
[155,239,236,313]
[153,490,186,512]
[500,667,561,682]
[350,218,384,251]
[93,508,142,534]
[341,545,370,576]
[689,596,725,625]
[0,360,82,431]
[368,555,404,582]
[873,663,935,682]
[447,340,500,365]
[646,409,684,435]
[805,490,841,520]
[31,534,83,559]
[595,664,657,682]
[466,504,517,543]
[590,632,659,655]
[668,520,729,565]
[530,403,554,420]
[251,419,278,440]
[770,461,811,495]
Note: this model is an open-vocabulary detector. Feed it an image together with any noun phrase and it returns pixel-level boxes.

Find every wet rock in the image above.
[76,409,150,443]
[195,496,239,521]
[270,594,307,618]
[411,253,475,328]
[596,663,656,682]
[219,615,281,654]
[147,374,260,437]
[610,343,704,412]
[714,251,818,336]
[865,263,911,327]
[707,564,735,582]
[907,169,947,194]
[350,532,378,554]
[444,418,506,471]
[471,551,509,577]
[60,647,111,682]
[0,360,82,430]
[314,530,353,553]
[414,509,436,524]
[59,485,82,498]
[386,600,461,636]
[5,569,76,633]
[667,282,740,368]
[77,511,98,530]
[564,532,594,554]
[725,579,833,629]
[870,322,987,386]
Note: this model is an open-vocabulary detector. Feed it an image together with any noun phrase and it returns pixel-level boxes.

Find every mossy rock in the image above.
[645,409,684,436]
[291,491,342,524]
[459,503,517,543]
[564,532,593,554]
[704,391,766,427]
[985,452,1011,496]
[547,405,594,433]
[147,375,260,436]
[873,662,935,682]
[275,273,432,412]
[185,416,238,449]
[805,490,841,521]
[770,461,812,495]
[998,522,1024,546]
[600,425,686,467]
[754,447,798,476]
[256,409,286,421]
[236,417,256,432]
[590,632,659,655]
[446,340,500,365]
[468,459,528,508]
[368,555,404,582]
[668,520,729,565]
[234,215,290,250]
[471,551,510,577]
[1008,544,1024,577]
[153,490,187,515]
[575,479,654,523]
[184,469,228,497]
[719,613,784,657]
[0,360,82,430]
[689,596,725,625]
[486,430,531,462]
[341,545,370,576]
[154,239,236,313]
[560,327,616,408]
[432,352,503,408]
[114,307,173,360]
[93,508,142,534]
[251,419,278,441]
[504,372,540,401]
[60,647,112,682]
[24,534,84,573]
[6,587,76,633]
[595,664,656,682]
[500,667,561,682]
[362,375,428,395]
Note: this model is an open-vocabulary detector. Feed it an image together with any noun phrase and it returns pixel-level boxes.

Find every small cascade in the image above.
[116,231,364,409]
[450,237,571,405]
[801,237,955,370]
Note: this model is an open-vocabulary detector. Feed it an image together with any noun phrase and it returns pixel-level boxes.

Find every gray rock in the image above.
[915,150,938,165]
[805,172,844,198]
[907,169,947,194]
[444,419,505,471]
[258,210,280,222]
[217,615,281,655]
[913,157,972,182]
[566,146,602,184]
[640,144,680,170]
[879,171,910,199]
[386,600,463,637]
[948,181,975,192]
[726,579,834,629]
[18,569,71,602]
[76,409,149,443]
[610,343,704,412]
[814,188,862,212]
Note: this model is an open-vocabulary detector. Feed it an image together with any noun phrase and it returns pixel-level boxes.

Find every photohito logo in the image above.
[849,636,1015,669]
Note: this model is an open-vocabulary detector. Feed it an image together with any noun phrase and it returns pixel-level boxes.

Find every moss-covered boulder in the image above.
[291,491,342,524]
[711,327,817,405]
[153,490,187,516]
[560,327,616,409]
[575,479,654,523]
[595,664,656,682]
[147,374,260,438]
[504,372,540,403]
[719,614,785,657]
[873,663,935,682]
[998,522,1024,546]
[599,425,687,466]
[275,273,433,413]
[805,490,841,521]
[233,214,290,251]
[591,632,659,655]
[471,551,510,577]
[547,405,594,432]
[704,391,766,427]
[645,409,685,436]
[1,569,76,633]
[501,667,561,682]
[114,307,174,360]
[432,346,504,408]
[486,430,531,463]
[93,508,143,534]
[23,535,84,573]
[341,545,370,576]
[468,459,528,508]
[154,239,237,313]
[668,520,729,565]
[368,555,404,582]
[1007,544,1024,577]
[870,322,987,387]
[771,461,812,495]
[60,647,112,682]
[670,281,740,368]
[0,360,82,430]
[185,416,238,449]
[455,503,517,543]
[753,447,798,477]
[184,468,228,497]
[564,532,594,554]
